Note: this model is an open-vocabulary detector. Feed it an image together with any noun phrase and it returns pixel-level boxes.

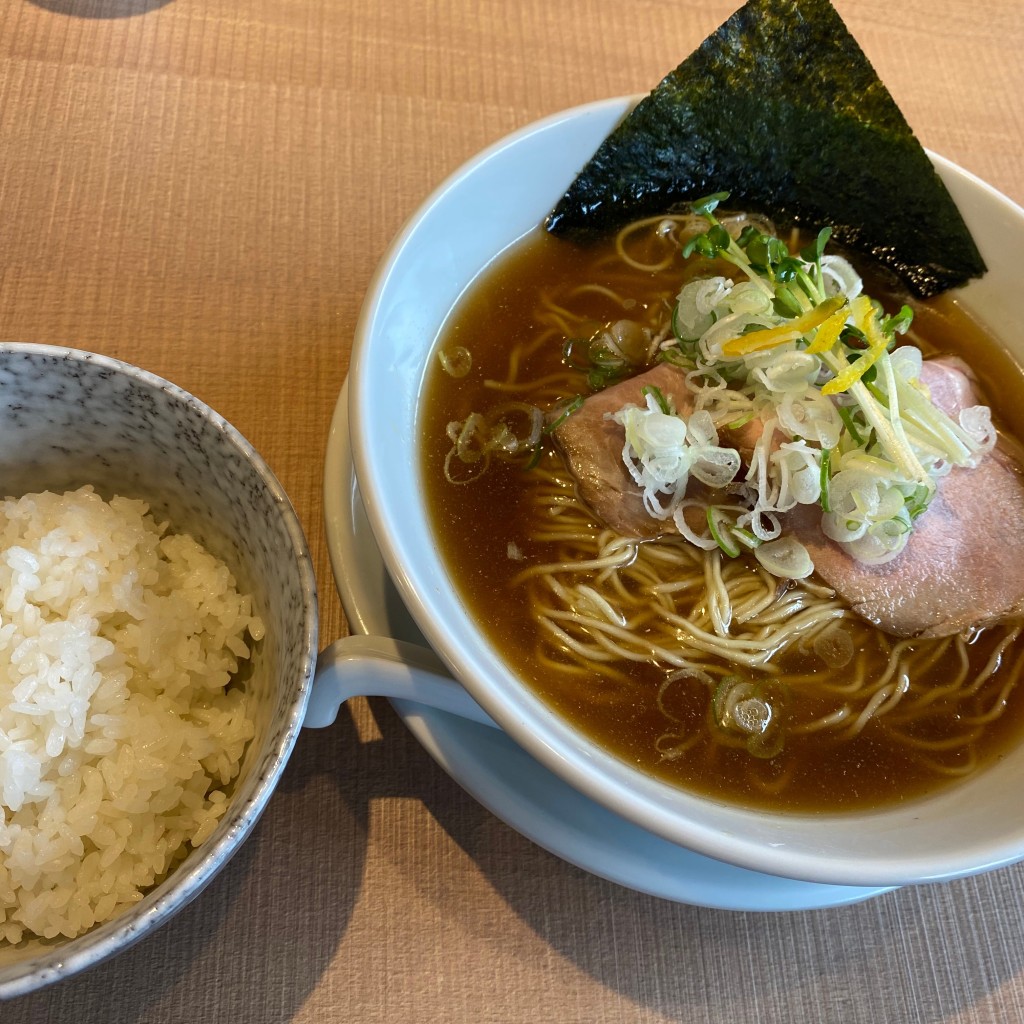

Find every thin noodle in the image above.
[436,213,1024,803]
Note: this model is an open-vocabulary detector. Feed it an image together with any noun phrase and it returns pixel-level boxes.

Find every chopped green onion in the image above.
[544,395,584,434]
[837,405,864,446]
[642,384,671,415]
[730,526,762,550]
[707,506,741,558]
[712,675,747,726]
[726,411,756,430]
[524,397,580,471]
[659,346,697,370]
[711,676,787,759]
[904,484,932,519]
[670,302,683,341]
[665,201,989,578]
[564,334,630,389]
[819,448,833,512]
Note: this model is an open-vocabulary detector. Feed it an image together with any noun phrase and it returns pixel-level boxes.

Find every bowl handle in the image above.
[305,634,498,729]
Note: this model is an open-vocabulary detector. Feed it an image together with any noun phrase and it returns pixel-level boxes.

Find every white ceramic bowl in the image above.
[0,345,318,997]
[344,96,1024,888]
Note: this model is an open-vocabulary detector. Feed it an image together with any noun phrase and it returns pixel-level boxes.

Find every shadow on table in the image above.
[363,701,1024,1024]
[7,696,1024,1023]
[5,711,369,1024]
[25,0,172,18]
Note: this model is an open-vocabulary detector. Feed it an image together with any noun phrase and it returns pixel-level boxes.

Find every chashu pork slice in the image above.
[791,357,1024,638]
[553,354,1024,638]
[552,363,695,539]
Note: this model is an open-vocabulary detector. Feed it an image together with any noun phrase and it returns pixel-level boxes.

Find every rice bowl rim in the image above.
[0,341,319,1000]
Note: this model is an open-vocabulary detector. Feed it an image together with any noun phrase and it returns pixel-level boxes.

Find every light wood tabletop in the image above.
[2,0,1024,1020]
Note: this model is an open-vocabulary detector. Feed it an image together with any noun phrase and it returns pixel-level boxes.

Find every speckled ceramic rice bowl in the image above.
[0,343,318,998]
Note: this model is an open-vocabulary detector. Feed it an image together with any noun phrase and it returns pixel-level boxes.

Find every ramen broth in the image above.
[420,224,1024,812]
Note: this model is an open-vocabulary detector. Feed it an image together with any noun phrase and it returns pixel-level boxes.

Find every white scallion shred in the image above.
[608,206,997,579]
[611,392,741,519]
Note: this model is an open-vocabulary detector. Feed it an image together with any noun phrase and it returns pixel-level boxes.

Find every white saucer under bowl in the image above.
[323,381,896,912]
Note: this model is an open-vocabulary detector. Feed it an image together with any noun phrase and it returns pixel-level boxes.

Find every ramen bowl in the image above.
[0,345,318,997]
[334,97,1024,889]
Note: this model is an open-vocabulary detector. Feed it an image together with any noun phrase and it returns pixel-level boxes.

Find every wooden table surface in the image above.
[2,0,1023,1020]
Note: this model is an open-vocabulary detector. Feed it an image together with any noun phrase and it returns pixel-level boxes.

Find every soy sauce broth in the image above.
[420,225,1024,812]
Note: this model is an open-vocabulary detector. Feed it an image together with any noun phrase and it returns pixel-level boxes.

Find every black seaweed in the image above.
[545,0,985,297]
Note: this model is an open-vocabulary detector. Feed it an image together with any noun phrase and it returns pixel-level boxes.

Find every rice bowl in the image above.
[0,344,317,997]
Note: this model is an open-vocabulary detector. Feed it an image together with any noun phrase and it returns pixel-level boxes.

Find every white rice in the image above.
[0,486,263,943]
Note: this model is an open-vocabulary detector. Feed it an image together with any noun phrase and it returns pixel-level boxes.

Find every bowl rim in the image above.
[348,94,1024,887]
[0,343,319,999]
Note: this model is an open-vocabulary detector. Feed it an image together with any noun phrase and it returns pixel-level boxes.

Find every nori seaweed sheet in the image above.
[545,0,985,297]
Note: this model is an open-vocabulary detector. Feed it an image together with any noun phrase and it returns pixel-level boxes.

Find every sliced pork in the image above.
[791,449,1024,637]
[552,363,693,539]
[916,354,976,417]
[791,358,1024,637]
[554,353,1024,638]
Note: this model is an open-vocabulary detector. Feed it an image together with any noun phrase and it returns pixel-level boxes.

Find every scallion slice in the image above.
[837,405,864,446]
[819,447,833,512]
[707,506,741,558]
[544,395,584,434]
[642,384,671,415]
